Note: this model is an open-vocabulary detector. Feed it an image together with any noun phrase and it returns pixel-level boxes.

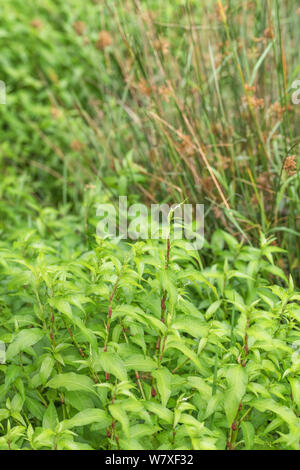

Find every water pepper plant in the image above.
[0,176,299,450]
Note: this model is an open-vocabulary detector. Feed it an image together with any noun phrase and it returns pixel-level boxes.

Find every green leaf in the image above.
[42,401,58,431]
[166,340,209,375]
[98,352,127,381]
[0,409,9,421]
[6,328,44,360]
[205,300,222,320]
[40,356,54,385]
[290,378,300,413]
[224,365,248,426]
[187,377,211,401]
[64,391,95,412]
[49,297,97,348]
[179,413,204,432]
[118,438,144,450]
[130,423,160,439]
[47,373,98,396]
[61,408,111,431]
[124,354,156,372]
[109,403,130,437]
[241,421,255,450]
[204,393,223,419]
[25,397,45,420]
[172,317,209,338]
[177,269,219,299]
[49,298,72,316]
[144,402,173,424]
[252,399,299,428]
[152,368,172,407]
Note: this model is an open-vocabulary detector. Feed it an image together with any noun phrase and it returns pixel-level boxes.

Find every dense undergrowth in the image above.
[0,0,300,451]
[0,174,300,450]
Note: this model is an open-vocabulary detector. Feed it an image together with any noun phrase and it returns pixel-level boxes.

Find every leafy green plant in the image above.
[0,174,299,450]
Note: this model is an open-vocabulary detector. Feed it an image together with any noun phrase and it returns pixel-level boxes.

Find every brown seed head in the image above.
[30,19,43,30]
[283,155,297,176]
[51,107,63,120]
[96,31,113,50]
[73,21,86,36]
[70,140,85,152]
